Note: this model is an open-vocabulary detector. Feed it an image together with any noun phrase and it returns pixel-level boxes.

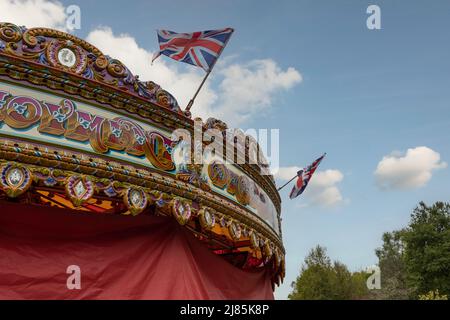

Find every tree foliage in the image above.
[418,290,448,300]
[402,202,450,296]
[371,202,450,299]
[289,201,450,300]
[289,245,368,300]
[372,231,411,299]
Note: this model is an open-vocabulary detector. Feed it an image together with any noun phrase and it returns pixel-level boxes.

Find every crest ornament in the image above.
[0,164,32,197]
[250,231,260,249]
[57,47,77,67]
[264,240,273,259]
[198,208,215,230]
[124,188,148,216]
[66,175,94,207]
[228,221,242,241]
[46,40,87,74]
[172,198,192,225]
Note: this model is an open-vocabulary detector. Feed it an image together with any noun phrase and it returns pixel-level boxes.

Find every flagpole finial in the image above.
[183,108,192,118]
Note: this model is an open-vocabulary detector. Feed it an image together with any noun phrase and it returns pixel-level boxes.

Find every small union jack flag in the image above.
[289,154,326,200]
[152,28,234,72]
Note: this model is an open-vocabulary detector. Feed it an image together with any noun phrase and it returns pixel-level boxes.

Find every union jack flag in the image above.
[152,28,234,72]
[289,154,326,200]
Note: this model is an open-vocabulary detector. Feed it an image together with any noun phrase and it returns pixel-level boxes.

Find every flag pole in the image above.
[185,70,212,113]
[277,174,298,192]
[184,28,234,116]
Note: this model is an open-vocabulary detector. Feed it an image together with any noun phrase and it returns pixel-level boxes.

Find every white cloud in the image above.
[275,166,302,181]
[214,59,302,124]
[86,27,301,127]
[0,0,67,30]
[374,146,447,190]
[306,170,344,207]
[275,168,345,207]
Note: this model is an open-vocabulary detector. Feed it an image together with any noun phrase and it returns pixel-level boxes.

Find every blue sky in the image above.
[3,0,450,299]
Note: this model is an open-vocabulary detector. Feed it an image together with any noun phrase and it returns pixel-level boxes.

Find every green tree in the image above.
[289,245,334,300]
[350,271,372,299]
[418,290,448,300]
[289,245,369,300]
[290,201,450,300]
[372,231,411,299]
[402,202,450,296]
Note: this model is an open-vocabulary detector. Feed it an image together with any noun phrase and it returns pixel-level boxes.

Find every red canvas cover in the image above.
[0,201,273,300]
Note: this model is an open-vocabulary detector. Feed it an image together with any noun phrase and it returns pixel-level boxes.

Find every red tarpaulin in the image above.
[0,201,273,300]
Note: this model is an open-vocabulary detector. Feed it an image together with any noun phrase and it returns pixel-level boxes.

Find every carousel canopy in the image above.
[0,22,284,299]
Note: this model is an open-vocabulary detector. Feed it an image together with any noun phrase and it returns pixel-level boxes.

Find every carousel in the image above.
[0,22,284,299]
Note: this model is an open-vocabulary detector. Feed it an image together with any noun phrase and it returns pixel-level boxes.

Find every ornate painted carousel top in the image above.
[0,23,284,287]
